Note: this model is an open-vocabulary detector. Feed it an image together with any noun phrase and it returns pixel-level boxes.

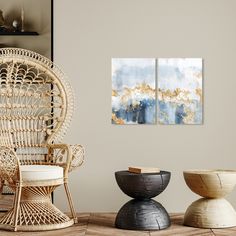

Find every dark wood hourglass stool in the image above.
[115,170,171,231]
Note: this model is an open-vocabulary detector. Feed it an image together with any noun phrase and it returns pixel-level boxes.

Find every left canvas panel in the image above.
[112,58,156,125]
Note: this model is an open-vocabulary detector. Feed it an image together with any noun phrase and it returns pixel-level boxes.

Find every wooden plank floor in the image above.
[0,194,13,212]
[0,213,236,235]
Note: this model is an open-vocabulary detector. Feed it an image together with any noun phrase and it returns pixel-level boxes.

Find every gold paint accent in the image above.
[195,88,202,102]
[183,108,195,124]
[112,113,125,125]
[158,88,193,104]
[112,90,118,97]
[120,83,155,105]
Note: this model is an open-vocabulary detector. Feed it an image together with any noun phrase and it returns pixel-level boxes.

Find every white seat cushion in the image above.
[20,165,64,181]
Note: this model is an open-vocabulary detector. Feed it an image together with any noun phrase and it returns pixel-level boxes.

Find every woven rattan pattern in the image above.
[0,48,84,231]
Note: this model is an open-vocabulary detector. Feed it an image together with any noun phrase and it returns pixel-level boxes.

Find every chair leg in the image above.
[64,183,77,223]
[13,184,22,232]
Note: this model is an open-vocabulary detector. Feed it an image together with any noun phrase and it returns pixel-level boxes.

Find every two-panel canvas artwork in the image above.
[112,58,203,125]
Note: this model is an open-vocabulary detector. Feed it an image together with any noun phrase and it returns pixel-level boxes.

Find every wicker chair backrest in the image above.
[0,48,74,164]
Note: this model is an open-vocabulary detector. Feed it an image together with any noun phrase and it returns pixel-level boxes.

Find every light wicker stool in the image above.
[183,170,236,228]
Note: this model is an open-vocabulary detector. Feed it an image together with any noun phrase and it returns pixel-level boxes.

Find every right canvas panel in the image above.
[158,58,203,124]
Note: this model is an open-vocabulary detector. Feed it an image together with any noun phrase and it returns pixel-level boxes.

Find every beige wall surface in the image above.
[0,0,51,58]
[54,0,236,213]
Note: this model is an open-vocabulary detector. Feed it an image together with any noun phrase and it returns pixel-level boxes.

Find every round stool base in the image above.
[115,199,170,231]
[184,198,236,228]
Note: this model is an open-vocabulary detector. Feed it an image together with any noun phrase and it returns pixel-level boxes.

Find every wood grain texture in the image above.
[183,170,236,198]
[183,170,236,228]
[115,199,170,230]
[115,171,171,199]
[211,228,236,236]
[128,167,160,174]
[87,213,148,236]
[150,213,214,236]
[0,213,235,235]
[184,198,236,228]
[115,171,171,230]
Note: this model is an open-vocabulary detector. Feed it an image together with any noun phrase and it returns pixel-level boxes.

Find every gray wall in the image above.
[54,0,236,213]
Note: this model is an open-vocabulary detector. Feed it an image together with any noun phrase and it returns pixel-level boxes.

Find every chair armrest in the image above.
[47,144,72,178]
[69,144,85,172]
[47,144,84,178]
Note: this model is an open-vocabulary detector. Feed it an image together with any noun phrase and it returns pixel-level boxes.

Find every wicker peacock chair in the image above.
[0,48,84,231]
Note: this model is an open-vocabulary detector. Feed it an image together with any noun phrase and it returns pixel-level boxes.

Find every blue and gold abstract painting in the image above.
[112,58,156,124]
[158,58,202,124]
